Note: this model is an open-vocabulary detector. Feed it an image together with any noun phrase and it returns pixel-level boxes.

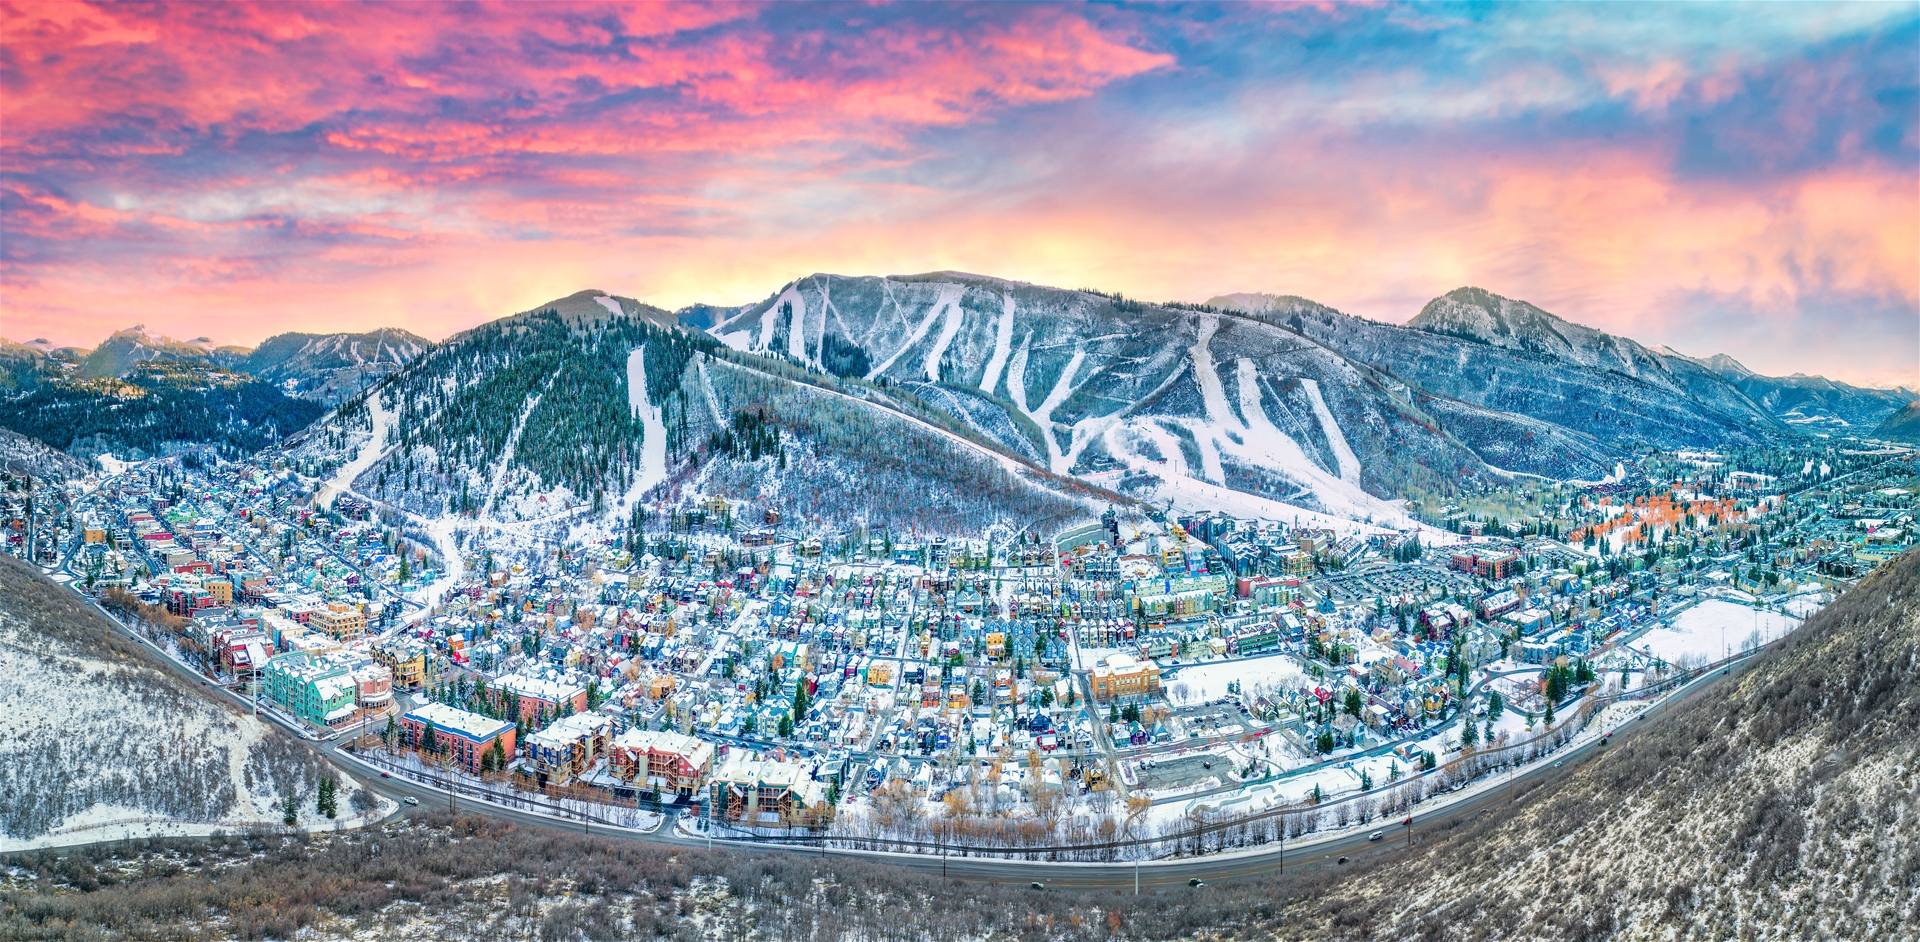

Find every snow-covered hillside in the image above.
[709,274,1489,527]
[0,555,364,850]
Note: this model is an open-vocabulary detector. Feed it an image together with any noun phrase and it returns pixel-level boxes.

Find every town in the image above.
[5,438,1914,850]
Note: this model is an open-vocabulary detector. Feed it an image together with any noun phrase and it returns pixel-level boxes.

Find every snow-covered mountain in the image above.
[707,274,1492,527]
[79,326,250,380]
[1210,288,1786,461]
[288,288,1098,564]
[286,273,1888,541]
[242,327,431,403]
[1687,351,1916,432]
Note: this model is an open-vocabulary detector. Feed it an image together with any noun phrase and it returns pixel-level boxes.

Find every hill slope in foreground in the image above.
[4,553,1916,940]
[0,556,367,851]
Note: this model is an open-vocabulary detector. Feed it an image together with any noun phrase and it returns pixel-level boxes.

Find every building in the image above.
[401,702,516,773]
[1452,552,1518,581]
[612,729,716,796]
[524,712,614,786]
[262,652,360,729]
[1090,652,1161,702]
[373,637,428,691]
[310,605,367,640]
[707,754,831,827]
[492,673,589,723]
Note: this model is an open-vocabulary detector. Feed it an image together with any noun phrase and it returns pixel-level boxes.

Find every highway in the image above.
[60,557,1759,892]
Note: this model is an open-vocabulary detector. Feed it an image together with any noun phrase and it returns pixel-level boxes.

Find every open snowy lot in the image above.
[1164,653,1308,705]
[1633,598,1800,666]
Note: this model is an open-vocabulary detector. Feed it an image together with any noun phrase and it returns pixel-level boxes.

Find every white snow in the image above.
[318,390,393,512]
[921,285,969,382]
[1163,654,1307,706]
[1633,599,1800,665]
[618,346,669,512]
[978,292,1016,395]
[866,283,965,381]
[1300,378,1360,484]
[593,295,624,317]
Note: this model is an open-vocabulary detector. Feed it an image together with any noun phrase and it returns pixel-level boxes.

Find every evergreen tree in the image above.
[317,775,338,819]
[282,793,298,826]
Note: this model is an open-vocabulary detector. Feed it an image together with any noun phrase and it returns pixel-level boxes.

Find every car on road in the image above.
[1029,882,1045,891]
[380,772,391,778]
[1337,856,1349,865]
[402,796,419,806]
[1368,831,1383,841]
[1188,878,1205,887]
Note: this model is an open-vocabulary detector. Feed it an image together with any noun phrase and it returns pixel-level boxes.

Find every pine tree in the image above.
[282,793,298,826]
[317,775,338,818]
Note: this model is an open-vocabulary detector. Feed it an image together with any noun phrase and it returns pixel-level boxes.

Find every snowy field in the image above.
[1633,599,1801,666]
[1164,654,1307,706]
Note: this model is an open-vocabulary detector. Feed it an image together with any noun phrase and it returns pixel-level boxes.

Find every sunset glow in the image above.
[3,2,1915,385]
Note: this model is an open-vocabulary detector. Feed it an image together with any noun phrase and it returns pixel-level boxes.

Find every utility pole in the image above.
[1134,857,1139,896]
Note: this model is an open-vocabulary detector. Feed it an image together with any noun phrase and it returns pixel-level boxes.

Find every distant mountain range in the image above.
[0,326,429,463]
[6,279,1910,527]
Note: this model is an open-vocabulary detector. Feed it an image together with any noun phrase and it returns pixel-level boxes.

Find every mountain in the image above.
[706,273,1495,525]
[1872,400,1920,443]
[1274,549,1920,940]
[78,326,249,380]
[1693,352,1916,432]
[1209,288,1784,465]
[0,360,325,462]
[291,289,1098,542]
[0,556,361,849]
[242,327,431,403]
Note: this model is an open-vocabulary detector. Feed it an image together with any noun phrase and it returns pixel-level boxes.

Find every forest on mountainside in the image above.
[0,362,324,460]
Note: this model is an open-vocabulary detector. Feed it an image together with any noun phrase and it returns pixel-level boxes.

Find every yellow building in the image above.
[205,579,233,606]
[1090,653,1161,702]
[374,638,428,690]
[311,606,367,640]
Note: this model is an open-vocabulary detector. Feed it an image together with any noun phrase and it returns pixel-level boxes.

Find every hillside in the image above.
[289,289,1096,546]
[1692,352,1914,432]
[1210,289,1784,463]
[708,273,1489,525]
[1873,401,1920,443]
[0,556,357,850]
[241,328,430,404]
[1269,549,1920,940]
[0,360,324,461]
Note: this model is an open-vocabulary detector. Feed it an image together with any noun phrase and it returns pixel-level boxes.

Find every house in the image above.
[1090,652,1161,702]
[401,703,516,774]
[612,729,715,796]
[525,712,614,786]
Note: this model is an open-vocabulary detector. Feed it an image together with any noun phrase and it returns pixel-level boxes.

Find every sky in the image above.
[3,2,1916,387]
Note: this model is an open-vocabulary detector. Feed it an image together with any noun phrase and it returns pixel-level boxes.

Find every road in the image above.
[64,561,1759,892]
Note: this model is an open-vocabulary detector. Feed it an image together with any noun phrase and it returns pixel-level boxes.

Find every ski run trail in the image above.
[978,293,1016,395]
[318,391,393,512]
[1301,377,1360,484]
[619,346,669,512]
[1092,315,1409,532]
[866,283,965,381]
